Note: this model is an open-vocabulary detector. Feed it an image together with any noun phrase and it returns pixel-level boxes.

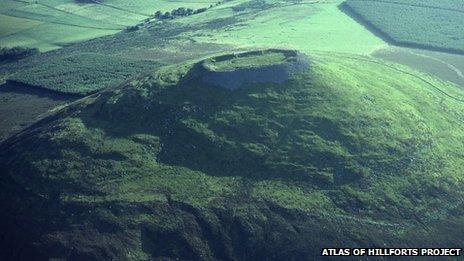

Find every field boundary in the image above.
[339,2,464,56]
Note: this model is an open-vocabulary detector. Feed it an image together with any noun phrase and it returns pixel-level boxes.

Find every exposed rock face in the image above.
[189,49,310,90]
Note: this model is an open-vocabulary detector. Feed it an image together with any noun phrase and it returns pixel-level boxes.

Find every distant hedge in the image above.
[0,46,39,62]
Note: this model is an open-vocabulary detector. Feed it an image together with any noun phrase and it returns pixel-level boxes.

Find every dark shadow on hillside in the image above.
[338,2,464,56]
[1,81,82,99]
[0,81,77,142]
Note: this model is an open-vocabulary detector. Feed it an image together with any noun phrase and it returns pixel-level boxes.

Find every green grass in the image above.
[180,0,386,55]
[344,0,464,54]
[0,13,43,38]
[2,51,464,258]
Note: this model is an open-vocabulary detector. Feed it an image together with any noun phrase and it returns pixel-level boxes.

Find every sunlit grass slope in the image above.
[1,51,463,259]
[179,0,387,54]
[0,0,386,53]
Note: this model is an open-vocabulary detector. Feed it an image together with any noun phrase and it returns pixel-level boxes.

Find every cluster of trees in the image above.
[125,25,140,32]
[0,46,39,62]
[153,1,228,20]
[154,7,207,20]
[126,1,229,32]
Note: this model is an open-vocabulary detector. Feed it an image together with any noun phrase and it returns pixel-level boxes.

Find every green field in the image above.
[0,0,219,51]
[344,0,464,54]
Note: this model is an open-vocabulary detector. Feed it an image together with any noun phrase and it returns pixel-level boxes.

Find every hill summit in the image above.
[188,49,310,90]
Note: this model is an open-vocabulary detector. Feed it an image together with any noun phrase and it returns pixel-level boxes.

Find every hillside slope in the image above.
[1,51,464,260]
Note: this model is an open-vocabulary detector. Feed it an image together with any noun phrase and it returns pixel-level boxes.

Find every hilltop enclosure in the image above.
[187,49,311,90]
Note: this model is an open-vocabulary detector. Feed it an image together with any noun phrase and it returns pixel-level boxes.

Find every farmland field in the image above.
[343,0,464,54]
[0,0,219,51]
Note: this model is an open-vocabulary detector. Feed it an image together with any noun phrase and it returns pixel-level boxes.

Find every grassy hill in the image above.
[1,50,463,259]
